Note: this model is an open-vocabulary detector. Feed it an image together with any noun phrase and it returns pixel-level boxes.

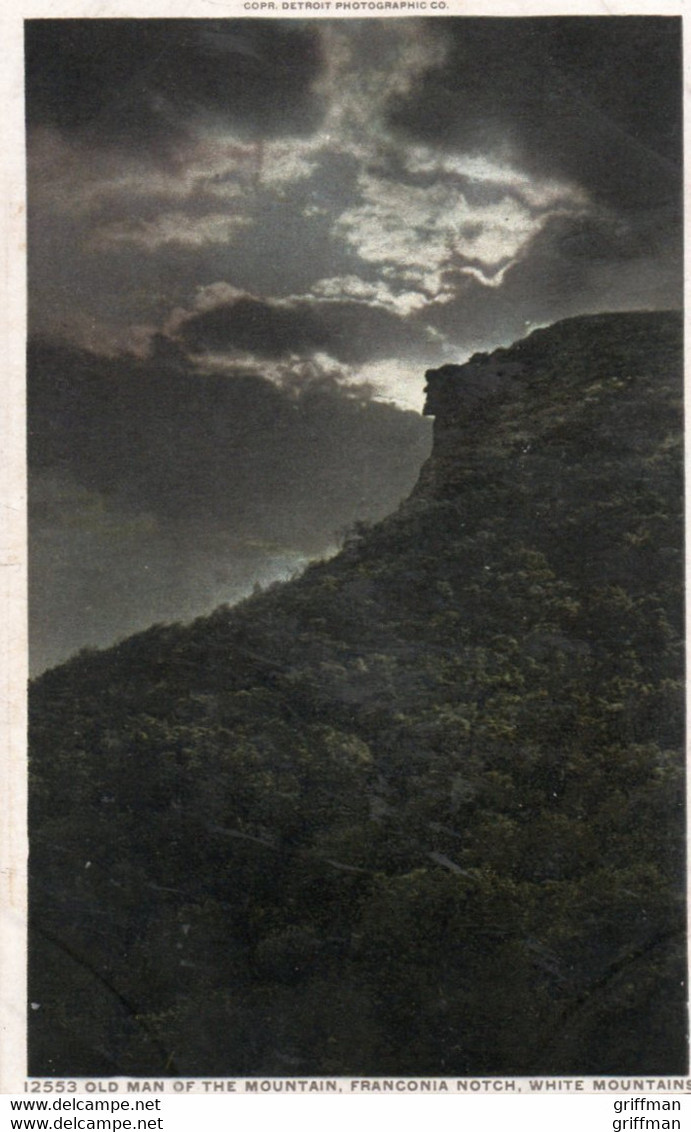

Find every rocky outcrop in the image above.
[414,310,682,506]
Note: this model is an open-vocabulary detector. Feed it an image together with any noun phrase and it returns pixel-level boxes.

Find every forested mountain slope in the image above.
[29,310,686,1076]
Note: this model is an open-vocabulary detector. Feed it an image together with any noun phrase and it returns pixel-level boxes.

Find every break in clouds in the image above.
[26,17,682,672]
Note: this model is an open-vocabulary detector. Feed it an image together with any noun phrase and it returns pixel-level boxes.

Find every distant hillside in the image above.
[29,310,686,1077]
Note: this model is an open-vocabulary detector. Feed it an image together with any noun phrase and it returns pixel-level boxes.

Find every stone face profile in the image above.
[423,358,525,420]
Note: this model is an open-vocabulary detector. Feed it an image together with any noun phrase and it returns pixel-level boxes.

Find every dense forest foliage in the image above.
[29,310,686,1076]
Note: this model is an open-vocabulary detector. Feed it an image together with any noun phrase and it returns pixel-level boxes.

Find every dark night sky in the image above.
[26,16,683,673]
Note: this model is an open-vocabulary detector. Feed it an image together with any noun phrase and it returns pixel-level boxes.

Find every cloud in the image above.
[334,164,586,297]
[415,208,683,364]
[28,336,432,672]
[25,20,325,154]
[89,211,254,252]
[301,276,431,318]
[388,18,682,217]
[311,21,447,156]
[28,334,432,542]
[26,18,682,407]
[171,288,437,367]
[26,15,679,382]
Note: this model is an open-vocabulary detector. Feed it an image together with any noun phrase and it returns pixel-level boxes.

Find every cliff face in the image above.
[419,309,680,492]
[413,310,683,599]
[29,311,686,1078]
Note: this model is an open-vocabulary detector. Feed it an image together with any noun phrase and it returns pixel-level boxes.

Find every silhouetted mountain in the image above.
[29,310,685,1077]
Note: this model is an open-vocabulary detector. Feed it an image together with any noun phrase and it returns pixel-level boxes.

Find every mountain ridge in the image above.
[29,309,686,1076]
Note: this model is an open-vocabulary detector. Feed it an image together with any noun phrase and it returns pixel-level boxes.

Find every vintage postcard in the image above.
[1,0,687,1093]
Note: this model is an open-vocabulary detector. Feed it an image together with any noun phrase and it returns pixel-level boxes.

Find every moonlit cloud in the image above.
[27,21,592,343]
[28,18,680,401]
[311,22,448,156]
[25,17,682,670]
[296,276,430,318]
[335,169,586,295]
[90,211,254,251]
